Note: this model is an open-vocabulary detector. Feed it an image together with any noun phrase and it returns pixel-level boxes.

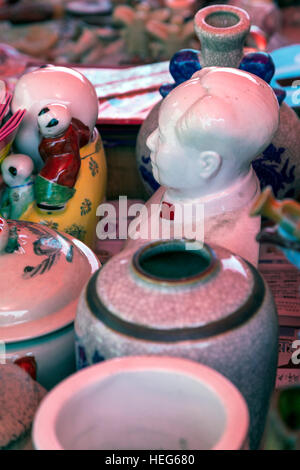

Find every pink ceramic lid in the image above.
[0,218,99,343]
[89,240,265,340]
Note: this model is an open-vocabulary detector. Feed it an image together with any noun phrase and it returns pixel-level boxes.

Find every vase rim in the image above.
[195,4,250,36]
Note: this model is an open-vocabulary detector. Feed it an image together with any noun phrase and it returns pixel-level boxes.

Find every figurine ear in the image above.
[197,151,221,179]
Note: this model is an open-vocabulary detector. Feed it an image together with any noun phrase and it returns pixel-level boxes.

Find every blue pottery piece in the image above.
[270,45,300,111]
[169,49,201,85]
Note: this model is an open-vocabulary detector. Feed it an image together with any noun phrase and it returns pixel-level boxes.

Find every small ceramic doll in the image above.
[127,67,279,266]
[35,103,89,210]
[0,154,34,220]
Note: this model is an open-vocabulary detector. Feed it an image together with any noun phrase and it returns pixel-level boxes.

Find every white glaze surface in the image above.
[11,65,98,169]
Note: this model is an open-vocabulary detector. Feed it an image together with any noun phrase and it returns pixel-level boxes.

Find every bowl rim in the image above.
[33,356,249,450]
[1,237,100,344]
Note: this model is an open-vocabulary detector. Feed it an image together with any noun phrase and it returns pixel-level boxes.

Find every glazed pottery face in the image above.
[33,357,249,450]
[146,67,279,198]
[11,65,98,169]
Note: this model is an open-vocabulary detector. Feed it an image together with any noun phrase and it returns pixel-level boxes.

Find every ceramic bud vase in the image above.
[0,65,107,249]
[136,4,300,201]
[75,239,279,449]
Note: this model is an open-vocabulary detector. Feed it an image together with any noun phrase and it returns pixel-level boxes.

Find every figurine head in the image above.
[1,154,34,187]
[37,104,72,139]
[147,67,279,196]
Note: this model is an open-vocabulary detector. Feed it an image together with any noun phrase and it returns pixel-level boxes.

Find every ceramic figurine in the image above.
[130,67,279,266]
[75,238,278,449]
[0,215,100,390]
[5,65,107,248]
[250,186,300,269]
[35,103,88,210]
[137,4,300,200]
[0,154,35,220]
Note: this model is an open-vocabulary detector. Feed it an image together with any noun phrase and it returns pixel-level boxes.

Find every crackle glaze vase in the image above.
[136,4,300,201]
[0,65,107,249]
[75,238,278,449]
[0,216,100,390]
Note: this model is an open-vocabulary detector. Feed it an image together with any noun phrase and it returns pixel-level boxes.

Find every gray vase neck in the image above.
[194,4,251,68]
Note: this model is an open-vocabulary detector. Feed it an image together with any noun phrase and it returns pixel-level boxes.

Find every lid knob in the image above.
[0,217,9,252]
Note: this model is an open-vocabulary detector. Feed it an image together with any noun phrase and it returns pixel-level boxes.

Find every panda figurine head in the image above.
[1,154,34,187]
[37,103,72,139]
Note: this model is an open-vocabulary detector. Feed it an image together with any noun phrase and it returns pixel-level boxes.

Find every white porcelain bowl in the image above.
[33,356,249,450]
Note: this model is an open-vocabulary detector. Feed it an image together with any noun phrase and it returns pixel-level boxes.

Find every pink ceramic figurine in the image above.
[128,67,279,266]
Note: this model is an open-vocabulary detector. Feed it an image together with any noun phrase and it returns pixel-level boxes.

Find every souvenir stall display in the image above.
[0,0,299,453]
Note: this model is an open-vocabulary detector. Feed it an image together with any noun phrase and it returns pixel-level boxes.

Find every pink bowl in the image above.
[33,356,249,450]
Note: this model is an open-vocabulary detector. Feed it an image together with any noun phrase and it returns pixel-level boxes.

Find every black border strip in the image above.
[86,263,265,343]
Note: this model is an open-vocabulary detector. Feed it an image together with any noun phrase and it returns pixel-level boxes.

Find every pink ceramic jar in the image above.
[75,238,278,449]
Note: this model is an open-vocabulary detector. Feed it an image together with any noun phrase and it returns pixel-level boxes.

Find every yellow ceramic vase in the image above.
[22,129,106,249]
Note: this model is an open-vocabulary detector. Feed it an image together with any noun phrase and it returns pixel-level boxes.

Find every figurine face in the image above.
[147,67,279,193]
[1,154,34,187]
[37,104,71,138]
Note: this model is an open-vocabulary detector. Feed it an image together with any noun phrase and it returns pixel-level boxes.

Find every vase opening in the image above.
[132,240,217,285]
[205,11,240,28]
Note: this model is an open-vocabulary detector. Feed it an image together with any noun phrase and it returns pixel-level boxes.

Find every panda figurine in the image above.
[35,103,90,211]
[0,154,35,220]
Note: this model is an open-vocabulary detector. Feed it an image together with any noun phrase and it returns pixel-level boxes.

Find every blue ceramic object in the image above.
[239,51,275,84]
[270,45,300,111]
